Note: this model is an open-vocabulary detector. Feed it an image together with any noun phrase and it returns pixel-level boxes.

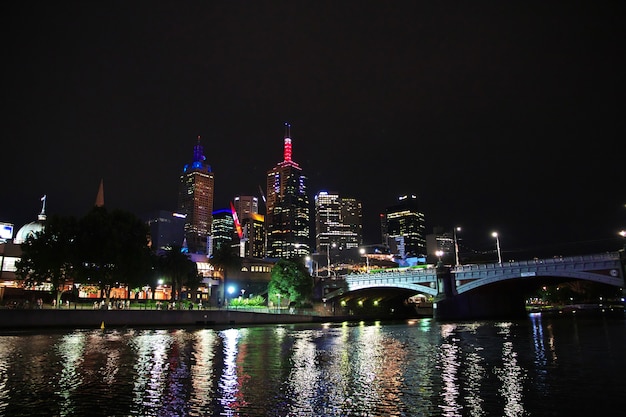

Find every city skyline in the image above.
[4,2,624,257]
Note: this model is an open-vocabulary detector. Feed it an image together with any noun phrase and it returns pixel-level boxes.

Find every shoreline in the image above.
[0,307,429,331]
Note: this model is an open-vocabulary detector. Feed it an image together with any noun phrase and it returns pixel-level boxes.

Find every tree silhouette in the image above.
[74,206,152,305]
[208,244,242,306]
[15,214,78,307]
[157,245,198,302]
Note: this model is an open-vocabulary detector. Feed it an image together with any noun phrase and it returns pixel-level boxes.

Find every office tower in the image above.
[385,194,426,259]
[340,197,363,248]
[233,195,265,257]
[315,191,362,253]
[265,123,311,259]
[209,208,236,255]
[178,136,215,255]
[143,210,187,254]
[241,213,265,258]
[233,196,259,219]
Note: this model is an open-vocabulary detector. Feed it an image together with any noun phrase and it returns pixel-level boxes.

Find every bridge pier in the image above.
[433,267,527,321]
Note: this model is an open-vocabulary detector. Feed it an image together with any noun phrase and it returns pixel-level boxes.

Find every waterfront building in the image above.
[0,197,47,293]
[384,194,426,259]
[178,136,215,255]
[13,195,47,245]
[265,123,311,259]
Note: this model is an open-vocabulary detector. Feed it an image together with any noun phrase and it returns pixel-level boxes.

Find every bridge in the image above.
[323,251,626,320]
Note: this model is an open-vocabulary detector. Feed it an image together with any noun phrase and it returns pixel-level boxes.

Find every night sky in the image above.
[4,1,625,258]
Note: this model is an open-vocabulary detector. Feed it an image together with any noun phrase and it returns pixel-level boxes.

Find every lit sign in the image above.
[0,223,13,240]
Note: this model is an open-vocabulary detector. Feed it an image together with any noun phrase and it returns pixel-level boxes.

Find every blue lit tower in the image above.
[265,123,311,259]
[178,136,215,254]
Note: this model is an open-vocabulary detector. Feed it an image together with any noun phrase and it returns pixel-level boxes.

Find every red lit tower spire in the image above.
[280,122,299,168]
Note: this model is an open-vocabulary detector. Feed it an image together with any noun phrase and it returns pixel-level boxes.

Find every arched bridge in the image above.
[323,251,625,319]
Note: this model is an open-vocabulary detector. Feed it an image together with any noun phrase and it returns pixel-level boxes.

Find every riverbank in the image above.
[0,305,434,330]
[0,308,326,330]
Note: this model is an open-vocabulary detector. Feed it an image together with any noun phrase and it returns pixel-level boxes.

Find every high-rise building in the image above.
[233,196,259,219]
[341,197,363,248]
[142,210,187,254]
[242,213,265,258]
[178,136,215,255]
[233,195,265,258]
[314,191,362,252]
[209,208,236,255]
[265,123,311,259]
[385,194,426,259]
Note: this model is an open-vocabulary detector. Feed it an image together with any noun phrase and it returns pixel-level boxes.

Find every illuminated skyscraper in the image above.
[178,136,215,255]
[234,195,265,258]
[265,123,311,259]
[385,194,426,259]
[315,191,362,252]
[210,208,235,255]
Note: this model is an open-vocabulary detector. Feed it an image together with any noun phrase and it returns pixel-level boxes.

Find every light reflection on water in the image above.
[0,315,625,416]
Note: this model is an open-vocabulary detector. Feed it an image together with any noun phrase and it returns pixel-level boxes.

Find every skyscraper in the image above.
[142,210,187,254]
[315,191,362,252]
[178,136,215,255]
[234,196,265,258]
[385,194,426,259]
[265,123,311,259]
[210,208,235,255]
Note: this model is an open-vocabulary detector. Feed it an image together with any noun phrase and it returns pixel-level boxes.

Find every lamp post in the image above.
[492,232,502,264]
[453,226,461,266]
[326,242,336,278]
[227,285,236,308]
[359,248,370,273]
[435,250,444,268]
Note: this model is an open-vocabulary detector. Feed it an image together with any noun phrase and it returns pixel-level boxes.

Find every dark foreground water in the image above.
[1,312,625,416]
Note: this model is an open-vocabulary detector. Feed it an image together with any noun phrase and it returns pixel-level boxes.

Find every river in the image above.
[0,312,624,416]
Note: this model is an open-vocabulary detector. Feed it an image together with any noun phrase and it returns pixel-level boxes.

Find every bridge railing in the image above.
[452,252,620,273]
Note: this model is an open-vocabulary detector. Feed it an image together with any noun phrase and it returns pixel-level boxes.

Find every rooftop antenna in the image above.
[283,122,292,162]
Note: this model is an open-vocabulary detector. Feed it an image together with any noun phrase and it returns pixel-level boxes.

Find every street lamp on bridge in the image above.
[453,226,461,266]
[492,232,502,264]
[435,250,444,268]
[359,248,370,273]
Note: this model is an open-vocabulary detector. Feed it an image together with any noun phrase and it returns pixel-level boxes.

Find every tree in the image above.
[157,245,198,301]
[15,214,78,307]
[74,206,152,306]
[268,258,313,308]
[208,244,242,306]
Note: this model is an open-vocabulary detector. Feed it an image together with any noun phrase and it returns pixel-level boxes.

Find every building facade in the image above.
[142,210,187,254]
[384,194,426,259]
[209,208,236,255]
[314,191,362,253]
[178,136,215,255]
[265,123,311,259]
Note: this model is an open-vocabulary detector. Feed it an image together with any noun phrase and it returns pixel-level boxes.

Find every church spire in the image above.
[95,179,104,207]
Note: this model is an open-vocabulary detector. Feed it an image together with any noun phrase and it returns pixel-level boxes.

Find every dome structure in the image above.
[14,196,47,244]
